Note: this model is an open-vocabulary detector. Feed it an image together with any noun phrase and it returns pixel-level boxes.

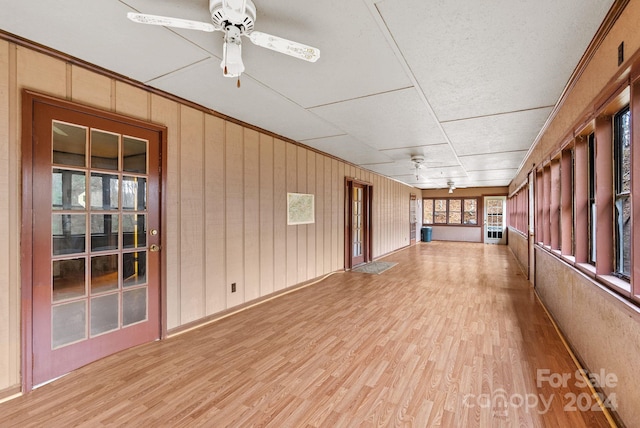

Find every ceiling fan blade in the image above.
[127,12,216,32]
[248,31,320,62]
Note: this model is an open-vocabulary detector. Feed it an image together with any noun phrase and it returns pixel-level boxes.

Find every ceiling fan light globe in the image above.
[221,42,245,77]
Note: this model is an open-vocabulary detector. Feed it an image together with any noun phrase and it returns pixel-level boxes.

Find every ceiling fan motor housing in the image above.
[210,0,256,34]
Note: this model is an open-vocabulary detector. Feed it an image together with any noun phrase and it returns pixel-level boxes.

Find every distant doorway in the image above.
[345,178,372,269]
[410,194,417,245]
[484,196,507,244]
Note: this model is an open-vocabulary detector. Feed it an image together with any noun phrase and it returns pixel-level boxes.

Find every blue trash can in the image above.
[421,226,432,242]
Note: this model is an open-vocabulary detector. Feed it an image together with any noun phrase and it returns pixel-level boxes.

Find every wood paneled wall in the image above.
[0,40,414,395]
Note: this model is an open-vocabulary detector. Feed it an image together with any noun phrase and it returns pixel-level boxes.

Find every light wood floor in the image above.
[0,242,613,427]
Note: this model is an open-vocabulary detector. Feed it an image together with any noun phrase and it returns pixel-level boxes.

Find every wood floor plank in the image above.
[0,242,614,427]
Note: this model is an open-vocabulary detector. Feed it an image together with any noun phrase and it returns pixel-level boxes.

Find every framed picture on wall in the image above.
[287,193,315,225]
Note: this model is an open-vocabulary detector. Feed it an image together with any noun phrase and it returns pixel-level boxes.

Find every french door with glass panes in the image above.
[484,196,506,245]
[345,179,371,268]
[28,95,163,387]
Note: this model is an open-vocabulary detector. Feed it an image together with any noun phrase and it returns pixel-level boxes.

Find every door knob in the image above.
[150,244,161,252]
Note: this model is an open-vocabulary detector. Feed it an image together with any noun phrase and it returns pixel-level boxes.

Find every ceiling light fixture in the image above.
[447,181,455,193]
[221,25,245,86]
[411,155,425,180]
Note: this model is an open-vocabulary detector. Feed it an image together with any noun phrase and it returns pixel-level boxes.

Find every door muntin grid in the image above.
[51,121,149,349]
[352,187,363,257]
[486,199,504,240]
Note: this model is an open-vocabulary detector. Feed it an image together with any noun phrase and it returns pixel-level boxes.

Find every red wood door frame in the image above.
[344,178,372,269]
[21,91,167,391]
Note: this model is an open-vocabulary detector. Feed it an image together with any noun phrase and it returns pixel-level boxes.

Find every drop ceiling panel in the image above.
[467,169,519,181]
[149,58,341,141]
[459,151,528,171]
[122,0,223,59]
[302,135,393,165]
[442,107,553,156]
[0,0,210,83]
[235,0,412,108]
[0,0,617,190]
[380,143,461,167]
[310,88,447,151]
[377,0,614,122]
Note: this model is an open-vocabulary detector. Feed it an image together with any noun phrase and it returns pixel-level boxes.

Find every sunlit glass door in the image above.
[484,196,506,244]
[31,101,161,387]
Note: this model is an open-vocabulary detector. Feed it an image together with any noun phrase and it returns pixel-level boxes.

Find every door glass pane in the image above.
[46,118,156,364]
[52,301,86,348]
[123,137,148,174]
[91,129,119,170]
[52,169,86,210]
[91,214,119,251]
[90,173,119,210]
[52,214,86,255]
[91,254,119,294]
[122,176,147,211]
[52,258,86,302]
[123,251,147,287]
[52,121,87,167]
[123,214,146,249]
[91,294,119,336]
[123,287,147,326]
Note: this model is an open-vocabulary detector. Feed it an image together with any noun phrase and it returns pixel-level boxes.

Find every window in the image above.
[423,198,478,225]
[423,199,433,224]
[434,199,447,224]
[587,133,596,265]
[614,107,631,279]
[448,199,461,224]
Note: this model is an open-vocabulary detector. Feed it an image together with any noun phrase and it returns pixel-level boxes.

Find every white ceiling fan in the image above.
[127,0,320,87]
[410,155,426,180]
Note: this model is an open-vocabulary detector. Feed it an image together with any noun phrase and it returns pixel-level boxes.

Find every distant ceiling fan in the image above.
[410,155,426,180]
[127,0,321,87]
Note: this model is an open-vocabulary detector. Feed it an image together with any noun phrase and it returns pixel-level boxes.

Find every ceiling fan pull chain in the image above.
[237,77,241,88]
[223,40,228,75]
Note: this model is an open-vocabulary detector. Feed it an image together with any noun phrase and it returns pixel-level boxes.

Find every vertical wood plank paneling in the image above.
[70,66,111,110]
[372,175,379,257]
[150,94,181,329]
[6,43,431,392]
[393,183,398,248]
[315,154,324,275]
[114,81,149,120]
[15,46,67,390]
[244,129,260,301]
[286,144,298,287]
[226,122,244,306]
[0,39,14,390]
[331,159,339,271]
[337,162,345,270]
[8,42,19,389]
[273,139,286,291]
[259,133,274,296]
[378,175,383,256]
[296,147,307,282]
[306,151,316,280]
[16,47,66,97]
[204,115,226,315]
[324,157,333,273]
[179,106,205,323]
[381,178,387,255]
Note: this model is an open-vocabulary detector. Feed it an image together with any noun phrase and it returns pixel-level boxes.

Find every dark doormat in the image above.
[351,261,398,275]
